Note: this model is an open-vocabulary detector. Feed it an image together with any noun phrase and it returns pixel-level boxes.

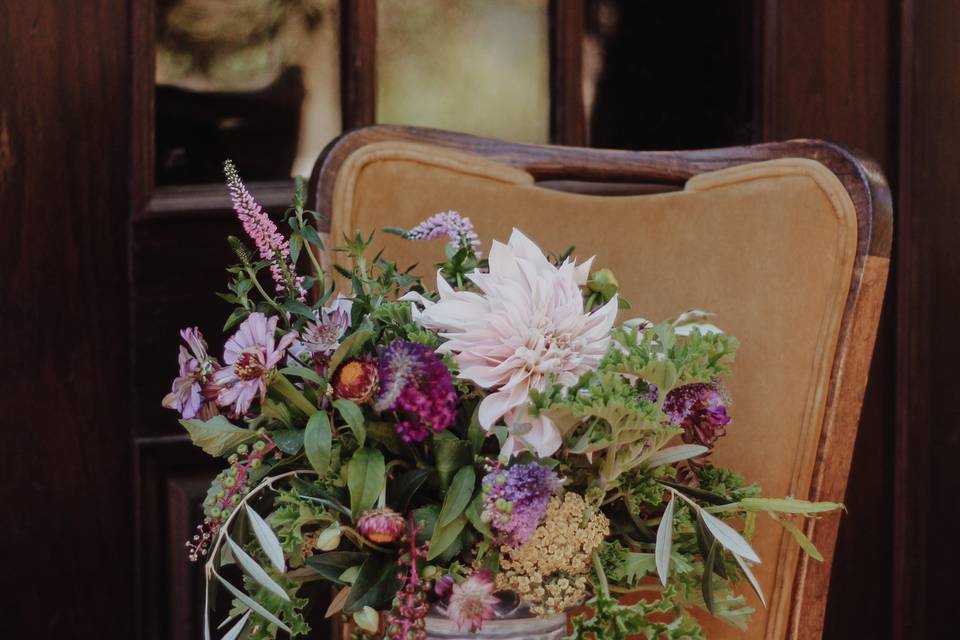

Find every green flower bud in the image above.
[354,606,379,633]
[587,268,619,301]
[315,523,341,551]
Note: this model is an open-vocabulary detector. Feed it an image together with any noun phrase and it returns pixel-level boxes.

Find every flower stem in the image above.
[592,550,610,598]
[272,373,319,415]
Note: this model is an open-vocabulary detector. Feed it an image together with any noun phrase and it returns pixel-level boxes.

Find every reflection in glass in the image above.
[377,0,549,144]
[155,0,341,184]
[583,0,757,150]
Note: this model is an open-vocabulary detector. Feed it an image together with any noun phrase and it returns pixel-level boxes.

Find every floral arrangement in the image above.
[167,162,842,639]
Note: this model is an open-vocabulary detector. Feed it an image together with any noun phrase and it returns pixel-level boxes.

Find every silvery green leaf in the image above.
[203,580,211,640]
[655,495,675,586]
[645,445,709,468]
[699,509,761,563]
[221,610,251,640]
[674,322,724,336]
[225,535,291,602]
[179,416,258,457]
[737,497,843,514]
[213,568,291,633]
[733,553,767,607]
[246,504,285,573]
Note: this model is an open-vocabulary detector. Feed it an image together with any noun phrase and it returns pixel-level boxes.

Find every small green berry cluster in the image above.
[187,432,279,561]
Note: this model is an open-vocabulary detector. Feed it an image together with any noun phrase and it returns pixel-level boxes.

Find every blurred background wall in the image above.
[0,1,955,637]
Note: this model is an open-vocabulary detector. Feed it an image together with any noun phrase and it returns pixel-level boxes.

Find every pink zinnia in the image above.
[162,327,218,420]
[445,570,499,632]
[212,313,295,417]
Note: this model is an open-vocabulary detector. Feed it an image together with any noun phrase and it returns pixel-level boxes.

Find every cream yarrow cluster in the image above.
[495,492,610,615]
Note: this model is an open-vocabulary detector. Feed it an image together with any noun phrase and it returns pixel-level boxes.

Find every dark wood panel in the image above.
[549,0,586,145]
[894,1,960,637]
[0,1,135,637]
[761,1,898,637]
[342,0,377,129]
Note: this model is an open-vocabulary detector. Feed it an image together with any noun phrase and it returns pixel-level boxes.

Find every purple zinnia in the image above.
[481,462,560,546]
[663,382,731,448]
[212,313,295,417]
[375,340,457,443]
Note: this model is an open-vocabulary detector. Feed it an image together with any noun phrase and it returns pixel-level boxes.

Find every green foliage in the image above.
[697,466,760,503]
[269,487,331,561]
[568,586,705,640]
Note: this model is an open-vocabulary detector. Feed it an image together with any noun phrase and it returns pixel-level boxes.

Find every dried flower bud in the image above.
[332,357,379,404]
[357,508,406,544]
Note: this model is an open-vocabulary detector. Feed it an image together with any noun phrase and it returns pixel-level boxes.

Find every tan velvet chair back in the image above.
[308,126,891,639]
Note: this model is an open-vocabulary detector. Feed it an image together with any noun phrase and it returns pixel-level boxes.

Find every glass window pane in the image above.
[155,0,341,185]
[377,0,549,144]
[583,0,757,150]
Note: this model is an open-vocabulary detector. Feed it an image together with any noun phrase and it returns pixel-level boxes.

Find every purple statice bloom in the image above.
[404,210,482,256]
[224,160,306,301]
[481,462,560,546]
[162,327,218,419]
[212,313,295,417]
[663,382,731,448]
[290,295,352,374]
[375,340,457,443]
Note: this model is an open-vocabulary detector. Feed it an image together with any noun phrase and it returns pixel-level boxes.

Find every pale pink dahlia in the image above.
[212,313,295,417]
[445,570,499,632]
[416,229,618,456]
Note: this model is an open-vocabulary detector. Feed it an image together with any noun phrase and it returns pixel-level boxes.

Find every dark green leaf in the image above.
[433,432,473,490]
[333,398,366,447]
[301,223,324,248]
[180,416,258,457]
[223,307,250,331]
[306,551,368,584]
[328,329,375,374]
[271,428,305,455]
[438,466,476,528]
[348,447,385,519]
[290,232,303,262]
[388,468,432,512]
[305,412,333,475]
[695,512,727,579]
[465,492,492,539]
[279,366,326,387]
[427,513,468,561]
[411,504,440,545]
[283,299,316,320]
[466,403,487,455]
[366,421,403,454]
[343,554,400,614]
[702,540,720,614]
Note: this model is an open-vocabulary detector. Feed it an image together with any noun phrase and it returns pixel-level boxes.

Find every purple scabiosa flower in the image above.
[224,160,306,301]
[375,340,457,443]
[663,382,731,448]
[445,569,499,632]
[212,313,295,417]
[162,327,219,419]
[481,462,560,547]
[404,210,482,256]
[357,508,406,544]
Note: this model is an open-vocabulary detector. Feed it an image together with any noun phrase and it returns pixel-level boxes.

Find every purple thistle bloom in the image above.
[404,210,482,256]
[375,340,457,443]
[481,462,560,546]
[663,382,731,448]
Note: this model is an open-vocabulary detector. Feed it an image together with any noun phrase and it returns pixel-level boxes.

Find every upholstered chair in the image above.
[308,126,891,639]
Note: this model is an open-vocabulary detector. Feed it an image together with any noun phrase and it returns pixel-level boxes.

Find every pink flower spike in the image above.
[223,160,306,301]
[446,570,499,632]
